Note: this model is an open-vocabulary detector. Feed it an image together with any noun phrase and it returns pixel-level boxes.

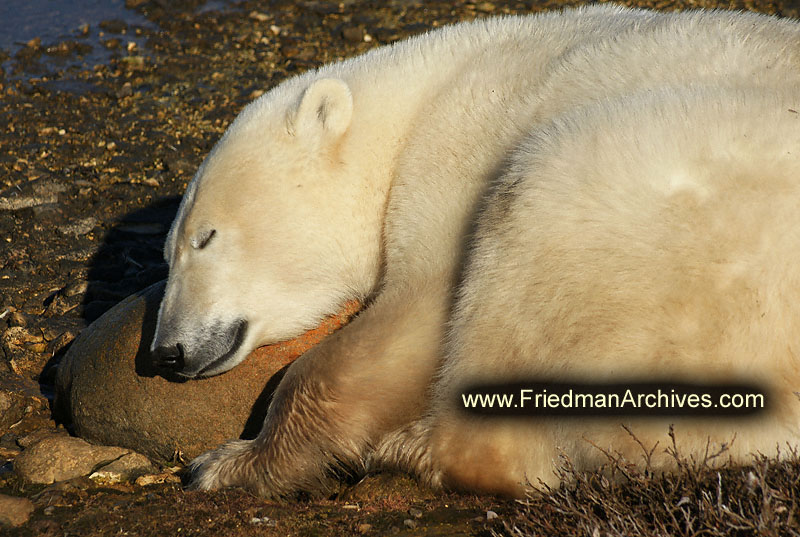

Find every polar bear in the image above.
[150,4,800,497]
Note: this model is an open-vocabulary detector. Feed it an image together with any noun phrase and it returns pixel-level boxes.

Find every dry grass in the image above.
[500,427,800,536]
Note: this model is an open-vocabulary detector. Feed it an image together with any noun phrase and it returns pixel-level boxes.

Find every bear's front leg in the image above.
[188,283,448,498]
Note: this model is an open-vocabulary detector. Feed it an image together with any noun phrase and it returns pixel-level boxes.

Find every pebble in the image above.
[17,428,62,449]
[89,452,155,484]
[0,192,59,211]
[403,518,417,529]
[134,471,181,487]
[0,494,34,527]
[7,311,28,327]
[133,472,181,487]
[283,46,316,62]
[0,376,46,430]
[0,432,18,449]
[0,445,21,460]
[3,326,41,343]
[14,435,130,484]
[46,332,75,356]
[120,56,146,70]
[342,27,364,43]
[249,11,269,22]
[249,516,277,527]
[63,280,89,298]
[486,510,498,520]
[0,179,66,211]
[58,217,97,236]
[117,82,133,99]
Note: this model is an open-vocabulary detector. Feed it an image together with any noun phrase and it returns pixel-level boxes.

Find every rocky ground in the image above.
[2,0,800,535]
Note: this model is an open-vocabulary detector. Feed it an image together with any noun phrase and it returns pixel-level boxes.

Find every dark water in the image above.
[0,0,153,52]
[0,0,234,79]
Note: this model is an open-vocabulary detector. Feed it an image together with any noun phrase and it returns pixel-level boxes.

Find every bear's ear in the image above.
[288,78,353,143]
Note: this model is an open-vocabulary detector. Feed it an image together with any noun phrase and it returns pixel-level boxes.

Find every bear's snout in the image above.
[151,342,186,372]
[150,319,249,378]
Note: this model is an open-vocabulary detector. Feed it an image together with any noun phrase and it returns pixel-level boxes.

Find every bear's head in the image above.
[150,77,378,378]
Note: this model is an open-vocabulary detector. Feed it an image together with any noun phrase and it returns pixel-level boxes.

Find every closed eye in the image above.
[191,229,216,250]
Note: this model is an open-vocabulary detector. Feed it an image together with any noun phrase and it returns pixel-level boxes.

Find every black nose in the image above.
[151,343,185,371]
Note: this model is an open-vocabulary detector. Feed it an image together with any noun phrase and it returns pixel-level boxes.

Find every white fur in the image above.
[153,5,800,496]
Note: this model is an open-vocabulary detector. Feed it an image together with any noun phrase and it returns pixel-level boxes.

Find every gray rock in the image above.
[55,281,359,461]
[14,435,130,484]
[0,494,35,527]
